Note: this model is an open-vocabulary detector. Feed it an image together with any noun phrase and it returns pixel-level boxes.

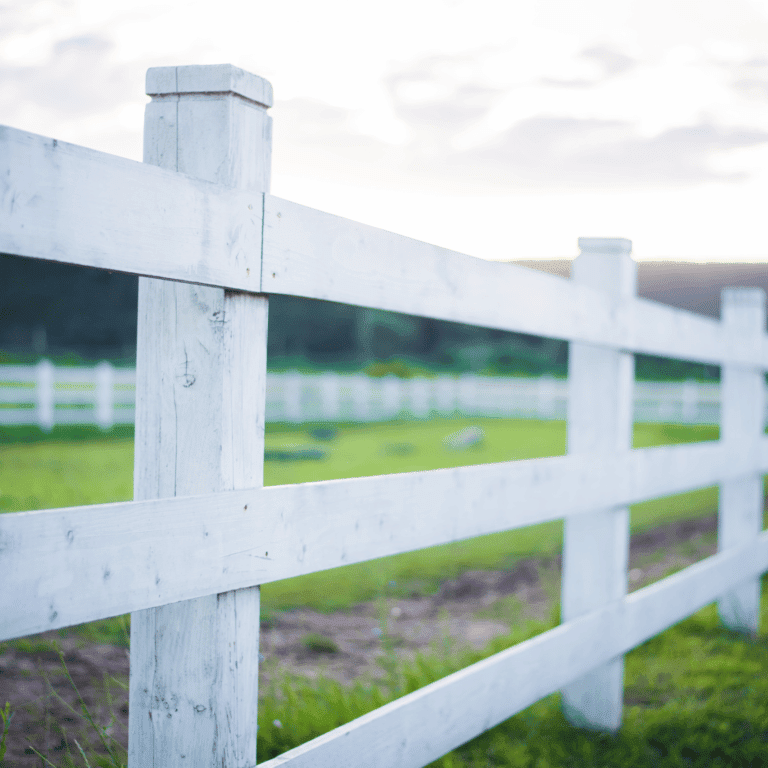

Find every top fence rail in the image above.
[1,125,765,369]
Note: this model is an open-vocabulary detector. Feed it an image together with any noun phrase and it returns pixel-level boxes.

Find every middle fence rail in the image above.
[1,63,767,768]
[0,364,728,427]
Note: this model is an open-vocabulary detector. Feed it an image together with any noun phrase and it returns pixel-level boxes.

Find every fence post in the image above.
[129,64,272,767]
[35,358,54,431]
[718,288,765,634]
[95,360,114,430]
[561,237,635,731]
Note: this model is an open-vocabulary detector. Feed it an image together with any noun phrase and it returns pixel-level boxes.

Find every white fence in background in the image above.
[2,64,768,768]
[0,361,136,429]
[0,363,731,428]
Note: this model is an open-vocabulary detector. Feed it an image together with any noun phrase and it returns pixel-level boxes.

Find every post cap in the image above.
[146,64,273,108]
[577,237,632,256]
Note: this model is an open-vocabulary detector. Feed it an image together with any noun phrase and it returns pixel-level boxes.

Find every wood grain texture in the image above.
[0,125,262,290]
[717,288,766,635]
[257,530,768,768]
[128,64,271,768]
[261,196,768,366]
[3,438,767,642]
[560,239,635,731]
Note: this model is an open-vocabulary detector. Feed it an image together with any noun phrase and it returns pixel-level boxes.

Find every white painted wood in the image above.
[0,125,262,290]
[351,374,371,420]
[35,359,54,431]
[0,387,37,404]
[4,437,767,642]
[261,197,768,367]
[718,288,766,634]
[283,371,303,422]
[319,371,341,420]
[681,380,698,423]
[256,530,768,768]
[95,361,114,430]
[409,378,431,418]
[128,64,271,768]
[560,238,635,732]
[0,365,36,382]
[382,375,403,417]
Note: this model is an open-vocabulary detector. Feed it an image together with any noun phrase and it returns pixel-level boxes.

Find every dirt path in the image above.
[0,515,718,766]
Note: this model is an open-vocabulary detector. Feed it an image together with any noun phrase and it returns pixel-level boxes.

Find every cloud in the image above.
[581,46,635,76]
[272,89,768,193]
[385,55,501,135]
[733,77,768,99]
[0,33,139,122]
[541,45,637,88]
[448,117,768,189]
[272,49,768,193]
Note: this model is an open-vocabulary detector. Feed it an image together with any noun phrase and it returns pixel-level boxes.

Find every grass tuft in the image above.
[300,633,340,655]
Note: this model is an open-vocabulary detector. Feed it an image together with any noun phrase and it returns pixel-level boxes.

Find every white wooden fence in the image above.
[0,364,729,427]
[0,361,136,429]
[1,64,767,768]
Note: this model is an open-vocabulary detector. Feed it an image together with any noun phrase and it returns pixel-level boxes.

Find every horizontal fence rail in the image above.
[0,363,735,427]
[0,125,263,291]
[262,197,768,369]
[3,124,768,369]
[3,63,768,768]
[3,437,766,641]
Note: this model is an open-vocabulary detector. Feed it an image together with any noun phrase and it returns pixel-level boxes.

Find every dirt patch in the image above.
[0,639,129,766]
[0,515,718,766]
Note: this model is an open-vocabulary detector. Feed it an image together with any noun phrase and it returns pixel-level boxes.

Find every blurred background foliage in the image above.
[5,254,768,380]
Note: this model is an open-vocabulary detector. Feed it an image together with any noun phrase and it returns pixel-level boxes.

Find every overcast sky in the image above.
[3,0,768,261]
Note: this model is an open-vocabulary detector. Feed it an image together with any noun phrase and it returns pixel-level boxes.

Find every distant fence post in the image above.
[561,237,635,731]
[129,65,272,768]
[381,374,402,419]
[352,373,371,420]
[284,370,303,422]
[681,379,698,423]
[35,358,54,431]
[537,374,556,420]
[718,288,766,634]
[320,371,341,421]
[95,360,114,430]
[409,377,431,419]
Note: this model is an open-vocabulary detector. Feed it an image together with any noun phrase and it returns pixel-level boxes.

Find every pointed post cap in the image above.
[146,64,273,108]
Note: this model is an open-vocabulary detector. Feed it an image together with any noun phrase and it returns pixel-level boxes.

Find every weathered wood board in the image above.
[3,437,766,641]
[0,124,262,290]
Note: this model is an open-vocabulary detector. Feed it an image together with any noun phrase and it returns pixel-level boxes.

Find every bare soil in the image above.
[0,514,718,767]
